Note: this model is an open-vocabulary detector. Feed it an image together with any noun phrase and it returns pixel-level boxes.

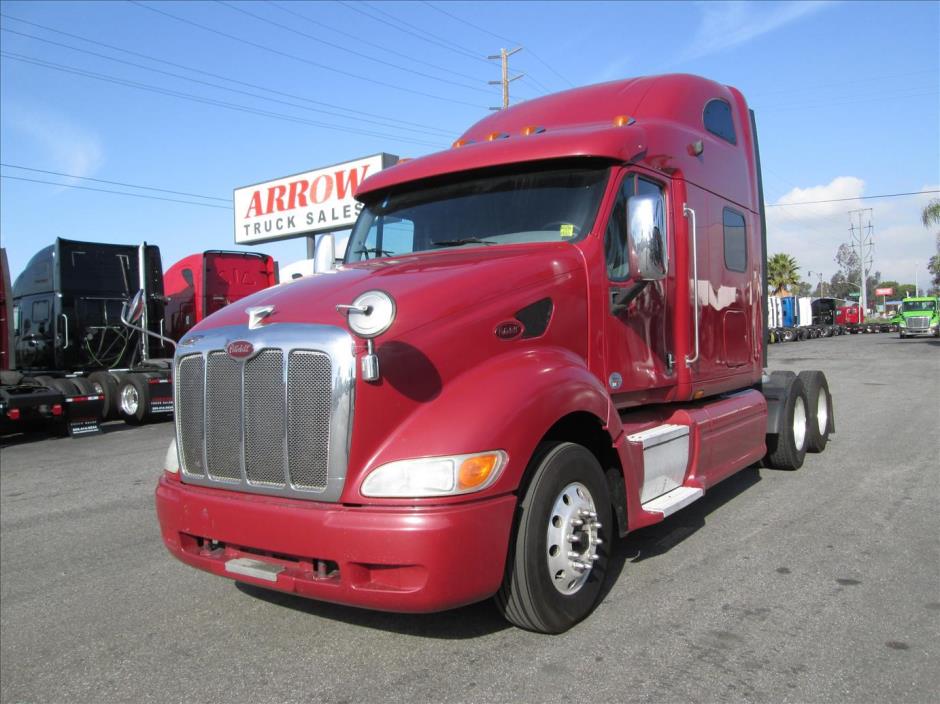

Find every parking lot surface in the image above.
[2,333,938,703]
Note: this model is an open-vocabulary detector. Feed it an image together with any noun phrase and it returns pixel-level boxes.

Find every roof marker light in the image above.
[521,125,546,136]
[452,138,474,149]
[613,115,636,127]
[486,131,510,142]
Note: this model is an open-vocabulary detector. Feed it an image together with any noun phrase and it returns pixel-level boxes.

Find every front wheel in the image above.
[496,442,612,634]
[118,373,151,425]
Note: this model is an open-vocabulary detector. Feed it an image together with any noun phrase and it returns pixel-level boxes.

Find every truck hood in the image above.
[191,244,585,339]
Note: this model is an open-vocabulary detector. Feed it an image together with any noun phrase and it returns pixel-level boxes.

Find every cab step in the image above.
[641,486,704,518]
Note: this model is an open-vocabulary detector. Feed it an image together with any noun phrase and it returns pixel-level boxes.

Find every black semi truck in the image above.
[2,238,174,436]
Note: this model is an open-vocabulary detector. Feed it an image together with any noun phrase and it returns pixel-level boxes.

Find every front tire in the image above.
[118,373,150,425]
[496,442,612,634]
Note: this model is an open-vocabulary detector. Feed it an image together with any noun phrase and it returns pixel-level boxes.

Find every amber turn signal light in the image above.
[457,454,501,490]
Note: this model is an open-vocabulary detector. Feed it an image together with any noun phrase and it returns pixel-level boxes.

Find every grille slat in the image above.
[174,328,348,501]
[288,351,332,490]
[907,316,929,330]
[177,355,205,477]
[205,353,242,482]
[244,350,287,486]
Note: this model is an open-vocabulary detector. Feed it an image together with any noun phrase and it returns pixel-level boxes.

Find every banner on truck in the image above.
[234,153,398,245]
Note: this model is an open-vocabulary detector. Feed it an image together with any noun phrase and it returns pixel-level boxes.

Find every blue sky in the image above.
[1,0,938,286]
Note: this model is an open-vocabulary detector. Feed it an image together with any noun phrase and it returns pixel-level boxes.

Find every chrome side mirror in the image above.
[628,194,667,281]
[124,289,146,324]
[313,234,336,274]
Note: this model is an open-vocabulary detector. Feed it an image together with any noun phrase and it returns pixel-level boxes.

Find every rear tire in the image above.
[798,371,832,453]
[88,371,120,420]
[496,442,612,634]
[117,373,150,425]
[765,375,809,470]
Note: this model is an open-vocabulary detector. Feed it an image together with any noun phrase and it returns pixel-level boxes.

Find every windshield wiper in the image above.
[432,237,496,247]
[353,247,395,256]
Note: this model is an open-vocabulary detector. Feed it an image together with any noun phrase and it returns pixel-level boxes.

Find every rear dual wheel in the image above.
[497,442,612,634]
[798,371,832,453]
[765,373,809,470]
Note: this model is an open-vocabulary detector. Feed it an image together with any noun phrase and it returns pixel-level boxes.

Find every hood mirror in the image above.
[124,289,145,324]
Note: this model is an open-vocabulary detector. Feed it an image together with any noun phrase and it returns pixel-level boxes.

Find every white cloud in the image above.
[679,1,831,63]
[5,104,103,181]
[767,176,939,285]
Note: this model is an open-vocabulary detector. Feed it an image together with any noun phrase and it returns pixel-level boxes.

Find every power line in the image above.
[421,1,574,90]
[0,12,455,135]
[128,1,485,109]
[1,52,448,148]
[0,164,229,202]
[268,0,487,85]
[215,0,492,95]
[0,174,232,209]
[766,190,940,207]
[0,26,454,139]
[336,0,488,67]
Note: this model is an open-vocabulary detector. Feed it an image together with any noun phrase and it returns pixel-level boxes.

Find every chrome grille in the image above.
[174,324,355,502]
[907,316,929,330]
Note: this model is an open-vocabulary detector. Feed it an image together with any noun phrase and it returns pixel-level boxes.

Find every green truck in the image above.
[896,296,940,338]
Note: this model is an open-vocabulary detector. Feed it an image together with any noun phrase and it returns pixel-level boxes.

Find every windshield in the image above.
[345,164,609,262]
[902,300,936,312]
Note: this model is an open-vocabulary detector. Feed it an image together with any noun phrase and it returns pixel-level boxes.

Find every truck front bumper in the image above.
[155,475,517,613]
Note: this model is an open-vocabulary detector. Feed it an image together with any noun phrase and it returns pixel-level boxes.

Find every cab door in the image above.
[603,171,676,407]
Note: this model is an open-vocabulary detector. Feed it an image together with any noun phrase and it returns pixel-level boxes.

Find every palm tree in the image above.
[922,198,940,229]
[767,253,800,296]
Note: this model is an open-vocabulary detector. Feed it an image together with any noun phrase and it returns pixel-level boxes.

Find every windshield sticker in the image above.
[559,223,575,238]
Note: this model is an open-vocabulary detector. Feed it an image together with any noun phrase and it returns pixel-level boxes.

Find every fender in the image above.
[349,345,616,502]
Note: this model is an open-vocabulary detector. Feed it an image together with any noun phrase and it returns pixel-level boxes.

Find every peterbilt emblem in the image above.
[226,340,255,359]
[246,305,275,330]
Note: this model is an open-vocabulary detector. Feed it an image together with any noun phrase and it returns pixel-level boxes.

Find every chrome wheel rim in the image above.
[816,388,828,436]
[546,482,602,595]
[793,396,807,451]
[120,384,139,415]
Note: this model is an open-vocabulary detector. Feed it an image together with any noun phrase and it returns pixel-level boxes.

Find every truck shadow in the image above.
[600,466,763,598]
[235,581,511,638]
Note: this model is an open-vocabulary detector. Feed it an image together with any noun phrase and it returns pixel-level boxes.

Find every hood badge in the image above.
[246,305,275,330]
[226,340,255,359]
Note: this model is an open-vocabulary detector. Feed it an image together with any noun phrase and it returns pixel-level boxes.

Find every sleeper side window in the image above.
[723,208,747,272]
[704,99,737,145]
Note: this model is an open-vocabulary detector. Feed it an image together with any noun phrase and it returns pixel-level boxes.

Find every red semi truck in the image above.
[155,74,834,633]
[164,250,276,342]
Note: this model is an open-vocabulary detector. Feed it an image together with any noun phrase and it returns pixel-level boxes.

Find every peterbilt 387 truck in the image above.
[155,74,835,633]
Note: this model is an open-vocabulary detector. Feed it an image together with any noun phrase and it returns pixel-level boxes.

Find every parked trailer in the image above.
[10,238,174,430]
[164,250,276,342]
[155,74,835,633]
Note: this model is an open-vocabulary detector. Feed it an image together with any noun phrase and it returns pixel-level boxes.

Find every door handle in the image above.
[683,204,699,366]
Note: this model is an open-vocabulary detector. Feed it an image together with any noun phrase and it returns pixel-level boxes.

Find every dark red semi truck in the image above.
[163,250,276,342]
[155,74,835,633]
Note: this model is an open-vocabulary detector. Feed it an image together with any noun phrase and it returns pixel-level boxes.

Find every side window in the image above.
[605,175,667,281]
[32,300,50,324]
[604,177,631,281]
[704,99,736,145]
[723,208,747,272]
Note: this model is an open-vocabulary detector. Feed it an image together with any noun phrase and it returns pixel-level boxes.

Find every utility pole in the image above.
[488,47,524,110]
[848,208,873,318]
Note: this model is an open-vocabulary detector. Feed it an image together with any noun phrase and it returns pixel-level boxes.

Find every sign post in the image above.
[875,287,894,313]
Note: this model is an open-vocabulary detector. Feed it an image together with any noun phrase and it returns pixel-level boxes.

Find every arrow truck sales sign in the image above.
[234,153,398,245]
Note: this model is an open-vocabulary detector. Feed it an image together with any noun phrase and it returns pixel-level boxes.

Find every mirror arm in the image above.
[610,281,648,314]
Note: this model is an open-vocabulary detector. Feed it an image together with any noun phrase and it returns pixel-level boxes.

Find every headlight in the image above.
[361,451,507,498]
[164,437,180,474]
[346,290,396,338]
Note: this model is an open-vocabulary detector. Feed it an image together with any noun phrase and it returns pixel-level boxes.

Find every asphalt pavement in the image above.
[2,332,938,703]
